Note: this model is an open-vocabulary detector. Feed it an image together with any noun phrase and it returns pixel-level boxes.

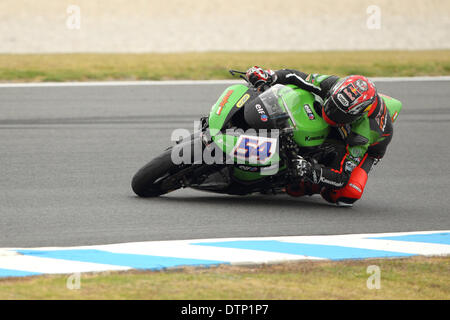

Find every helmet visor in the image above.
[323,97,361,126]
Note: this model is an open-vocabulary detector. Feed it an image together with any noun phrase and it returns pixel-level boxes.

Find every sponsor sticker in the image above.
[320,176,345,188]
[349,183,362,193]
[375,104,387,131]
[304,104,315,120]
[255,104,265,115]
[342,83,362,104]
[216,89,234,115]
[337,93,349,107]
[236,93,250,108]
[260,114,269,122]
[305,135,324,141]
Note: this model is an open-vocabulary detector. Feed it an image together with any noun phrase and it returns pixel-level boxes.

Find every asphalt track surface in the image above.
[1,80,449,247]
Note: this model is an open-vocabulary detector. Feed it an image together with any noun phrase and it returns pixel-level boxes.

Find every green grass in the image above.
[0,256,448,300]
[0,50,449,82]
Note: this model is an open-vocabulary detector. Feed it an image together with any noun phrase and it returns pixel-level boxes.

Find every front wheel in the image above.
[131,148,182,197]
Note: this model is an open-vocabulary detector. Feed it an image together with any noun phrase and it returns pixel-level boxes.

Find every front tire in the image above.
[131,149,180,197]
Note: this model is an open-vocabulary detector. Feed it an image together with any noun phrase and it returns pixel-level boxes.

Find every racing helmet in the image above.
[322,75,377,126]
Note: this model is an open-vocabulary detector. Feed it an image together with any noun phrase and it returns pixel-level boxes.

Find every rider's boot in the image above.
[320,167,368,207]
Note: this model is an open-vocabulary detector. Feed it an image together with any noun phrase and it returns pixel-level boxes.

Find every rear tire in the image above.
[131,149,180,197]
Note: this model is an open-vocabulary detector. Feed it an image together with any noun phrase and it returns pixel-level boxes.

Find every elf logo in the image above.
[255,104,266,115]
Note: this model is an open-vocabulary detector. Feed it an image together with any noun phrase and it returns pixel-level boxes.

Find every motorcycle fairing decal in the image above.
[236,93,250,108]
[381,94,402,124]
[216,89,234,115]
[304,104,315,120]
[391,111,398,122]
[231,135,278,164]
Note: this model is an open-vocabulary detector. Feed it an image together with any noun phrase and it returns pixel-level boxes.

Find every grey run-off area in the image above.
[1,0,449,52]
[0,80,449,247]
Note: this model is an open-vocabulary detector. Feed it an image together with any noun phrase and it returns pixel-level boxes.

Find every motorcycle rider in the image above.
[245,66,395,206]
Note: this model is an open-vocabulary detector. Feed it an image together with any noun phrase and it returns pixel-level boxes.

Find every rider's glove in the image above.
[296,157,322,185]
[246,66,276,88]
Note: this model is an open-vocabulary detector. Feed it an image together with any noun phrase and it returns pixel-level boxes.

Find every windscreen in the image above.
[259,84,298,128]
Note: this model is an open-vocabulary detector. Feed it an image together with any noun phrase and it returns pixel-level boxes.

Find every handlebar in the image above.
[229,69,252,86]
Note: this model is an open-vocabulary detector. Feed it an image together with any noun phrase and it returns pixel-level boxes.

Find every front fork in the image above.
[278,128,304,185]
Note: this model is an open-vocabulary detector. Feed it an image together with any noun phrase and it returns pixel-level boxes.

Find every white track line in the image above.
[0,76,449,88]
[0,80,241,88]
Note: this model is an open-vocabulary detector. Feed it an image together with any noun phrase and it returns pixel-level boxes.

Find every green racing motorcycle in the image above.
[131,70,401,198]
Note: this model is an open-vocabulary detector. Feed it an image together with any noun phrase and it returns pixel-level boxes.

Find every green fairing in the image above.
[209,84,330,181]
[208,84,249,137]
[284,85,330,147]
[209,84,278,168]
[232,167,262,181]
[381,94,403,123]
[210,85,329,156]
